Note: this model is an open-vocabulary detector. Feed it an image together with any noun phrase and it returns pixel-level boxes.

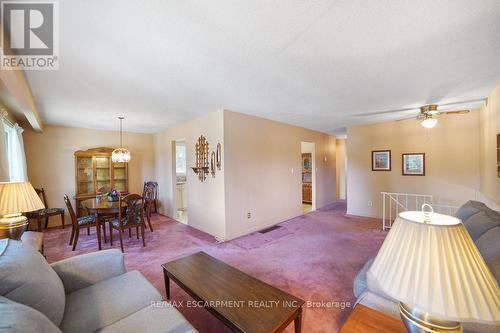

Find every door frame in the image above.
[301,141,316,211]
[172,138,188,224]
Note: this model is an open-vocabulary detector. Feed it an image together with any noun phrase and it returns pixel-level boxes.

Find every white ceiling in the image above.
[24,0,500,134]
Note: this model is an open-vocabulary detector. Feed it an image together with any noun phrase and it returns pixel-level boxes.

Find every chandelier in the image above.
[112,117,131,163]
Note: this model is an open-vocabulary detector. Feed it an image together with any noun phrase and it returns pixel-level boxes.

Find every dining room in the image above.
[15,119,158,251]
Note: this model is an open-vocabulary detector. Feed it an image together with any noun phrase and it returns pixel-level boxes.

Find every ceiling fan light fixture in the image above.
[421,116,437,129]
[112,116,131,163]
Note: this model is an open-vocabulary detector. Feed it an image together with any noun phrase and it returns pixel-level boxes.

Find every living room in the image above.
[1,1,499,333]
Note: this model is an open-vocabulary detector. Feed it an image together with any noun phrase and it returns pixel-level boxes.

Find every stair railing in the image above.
[380,192,459,231]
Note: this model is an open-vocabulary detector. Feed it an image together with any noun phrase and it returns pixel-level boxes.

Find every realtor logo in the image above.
[1,1,59,70]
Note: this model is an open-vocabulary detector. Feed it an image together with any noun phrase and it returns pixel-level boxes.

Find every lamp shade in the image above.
[368,210,500,323]
[0,182,45,215]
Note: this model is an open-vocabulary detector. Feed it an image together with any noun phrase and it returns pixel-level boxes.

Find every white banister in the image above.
[380,192,459,231]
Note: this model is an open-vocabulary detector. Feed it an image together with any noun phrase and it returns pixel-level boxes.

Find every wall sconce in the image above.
[216,143,222,170]
[191,135,209,182]
[192,137,222,182]
[210,151,216,177]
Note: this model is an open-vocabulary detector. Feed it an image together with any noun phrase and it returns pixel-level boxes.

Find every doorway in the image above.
[174,139,188,224]
[301,142,316,213]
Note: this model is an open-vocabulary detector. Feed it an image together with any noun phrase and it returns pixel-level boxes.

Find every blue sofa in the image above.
[353,200,500,333]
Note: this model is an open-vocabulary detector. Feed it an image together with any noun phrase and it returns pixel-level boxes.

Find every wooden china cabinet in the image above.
[74,147,129,216]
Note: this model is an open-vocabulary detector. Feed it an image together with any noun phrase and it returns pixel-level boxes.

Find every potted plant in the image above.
[103,189,120,202]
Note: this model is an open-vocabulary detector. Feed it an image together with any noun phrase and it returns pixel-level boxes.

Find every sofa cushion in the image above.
[60,270,162,333]
[455,200,488,221]
[50,249,126,293]
[463,211,500,242]
[97,302,197,333]
[0,239,65,327]
[0,296,62,333]
[476,227,500,283]
[353,258,374,298]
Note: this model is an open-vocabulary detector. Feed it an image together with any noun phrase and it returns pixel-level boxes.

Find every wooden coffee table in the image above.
[162,252,304,333]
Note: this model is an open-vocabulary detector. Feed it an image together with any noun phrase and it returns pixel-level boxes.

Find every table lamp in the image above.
[369,204,500,332]
[0,181,45,240]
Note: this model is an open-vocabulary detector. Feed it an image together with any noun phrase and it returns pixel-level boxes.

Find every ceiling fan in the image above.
[354,98,486,129]
[414,104,470,129]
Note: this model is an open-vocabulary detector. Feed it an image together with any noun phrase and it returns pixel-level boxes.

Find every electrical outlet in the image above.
[368,201,373,207]
[247,212,251,219]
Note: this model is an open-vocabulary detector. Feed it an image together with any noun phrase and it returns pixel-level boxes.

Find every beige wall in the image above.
[346,111,481,218]
[154,110,337,241]
[154,110,226,240]
[24,125,155,227]
[479,83,500,205]
[224,111,336,240]
[336,138,347,200]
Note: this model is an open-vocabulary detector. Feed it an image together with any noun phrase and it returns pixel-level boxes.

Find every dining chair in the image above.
[25,188,65,231]
[143,181,158,213]
[63,195,98,251]
[96,186,116,236]
[109,194,146,252]
[142,186,154,232]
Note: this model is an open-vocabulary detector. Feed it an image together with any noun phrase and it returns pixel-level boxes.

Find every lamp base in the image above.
[0,215,29,240]
[399,303,462,333]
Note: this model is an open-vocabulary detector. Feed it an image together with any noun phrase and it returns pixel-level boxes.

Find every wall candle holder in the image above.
[210,151,216,177]
[216,143,222,170]
[191,135,210,182]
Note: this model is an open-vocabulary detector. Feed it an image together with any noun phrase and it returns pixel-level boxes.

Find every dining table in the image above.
[81,198,127,250]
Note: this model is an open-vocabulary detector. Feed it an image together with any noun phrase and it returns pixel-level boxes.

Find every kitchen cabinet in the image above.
[302,183,312,203]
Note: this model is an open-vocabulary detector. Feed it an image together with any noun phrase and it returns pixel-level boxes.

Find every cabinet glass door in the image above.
[76,157,94,194]
[113,162,128,192]
[95,156,111,191]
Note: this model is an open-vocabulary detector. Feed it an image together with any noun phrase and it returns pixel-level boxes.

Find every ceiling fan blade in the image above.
[354,107,419,117]
[436,98,486,107]
[396,115,418,122]
[438,109,470,115]
[353,98,485,117]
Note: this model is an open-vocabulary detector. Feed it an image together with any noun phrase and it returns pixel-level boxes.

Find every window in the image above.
[3,122,9,156]
[176,143,187,175]
[3,122,27,181]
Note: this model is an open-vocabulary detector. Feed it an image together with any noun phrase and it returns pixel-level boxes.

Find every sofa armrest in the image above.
[356,292,500,333]
[355,291,399,319]
[20,231,44,253]
[50,249,126,293]
[353,257,374,298]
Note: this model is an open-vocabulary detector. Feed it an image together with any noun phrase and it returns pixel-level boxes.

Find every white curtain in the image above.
[0,112,9,182]
[8,124,28,182]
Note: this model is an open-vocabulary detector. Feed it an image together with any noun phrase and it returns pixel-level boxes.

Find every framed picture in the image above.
[402,153,425,176]
[302,153,312,172]
[372,150,391,171]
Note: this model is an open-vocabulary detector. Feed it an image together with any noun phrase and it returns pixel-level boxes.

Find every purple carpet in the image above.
[43,202,386,332]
